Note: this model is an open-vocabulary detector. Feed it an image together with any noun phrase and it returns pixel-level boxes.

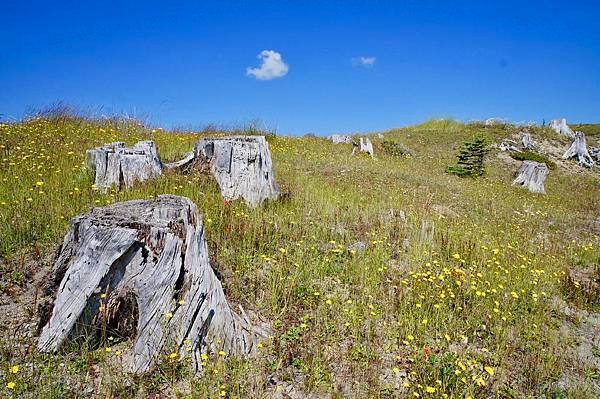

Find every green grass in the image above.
[571,123,600,139]
[509,151,557,170]
[0,116,598,398]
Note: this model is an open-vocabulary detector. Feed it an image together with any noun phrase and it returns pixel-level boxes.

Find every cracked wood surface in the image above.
[38,195,267,374]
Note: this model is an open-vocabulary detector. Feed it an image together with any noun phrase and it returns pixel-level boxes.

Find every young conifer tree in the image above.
[446,135,490,177]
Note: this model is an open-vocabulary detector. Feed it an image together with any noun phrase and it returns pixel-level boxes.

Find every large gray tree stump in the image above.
[37,195,266,374]
[191,136,279,207]
[512,161,549,194]
[88,136,280,207]
[562,131,595,168]
[549,118,575,138]
[86,141,163,191]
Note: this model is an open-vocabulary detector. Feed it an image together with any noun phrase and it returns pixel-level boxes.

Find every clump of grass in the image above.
[380,140,411,157]
[446,135,491,177]
[510,151,557,170]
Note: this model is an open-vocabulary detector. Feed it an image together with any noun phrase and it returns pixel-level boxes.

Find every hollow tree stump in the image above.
[549,118,575,138]
[512,161,549,194]
[37,195,266,374]
[562,131,595,168]
[192,136,279,207]
[86,141,163,191]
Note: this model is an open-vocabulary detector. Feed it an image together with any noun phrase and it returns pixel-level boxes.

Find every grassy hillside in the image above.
[0,116,598,398]
[571,123,600,139]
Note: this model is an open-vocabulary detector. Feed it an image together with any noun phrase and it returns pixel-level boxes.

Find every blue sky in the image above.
[1,1,599,135]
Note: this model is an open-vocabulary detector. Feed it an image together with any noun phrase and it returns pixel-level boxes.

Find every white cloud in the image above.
[352,56,376,67]
[246,50,289,80]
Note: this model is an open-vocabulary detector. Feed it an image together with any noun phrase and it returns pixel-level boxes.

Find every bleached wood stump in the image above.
[86,141,163,191]
[87,136,280,207]
[192,136,279,207]
[37,195,266,374]
[512,161,549,194]
[352,137,375,158]
[562,131,595,168]
[519,132,537,150]
[549,118,575,138]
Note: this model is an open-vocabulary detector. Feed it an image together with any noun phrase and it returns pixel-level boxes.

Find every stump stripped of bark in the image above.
[512,161,549,194]
[549,118,575,138]
[352,137,375,158]
[86,141,163,191]
[38,195,266,374]
[519,132,537,150]
[87,136,280,207]
[193,136,279,207]
[562,131,595,168]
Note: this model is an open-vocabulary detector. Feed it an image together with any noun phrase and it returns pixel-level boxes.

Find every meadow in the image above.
[0,114,598,398]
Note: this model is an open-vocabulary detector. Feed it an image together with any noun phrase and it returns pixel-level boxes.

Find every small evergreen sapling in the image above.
[446,135,491,177]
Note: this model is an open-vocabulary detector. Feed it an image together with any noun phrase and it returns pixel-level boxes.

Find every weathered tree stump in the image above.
[352,137,375,158]
[328,134,352,144]
[519,132,537,150]
[87,136,280,207]
[562,131,595,168]
[191,136,279,207]
[37,195,266,374]
[549,118,575,138]
[512,161,548,194]
[86,141,163,191]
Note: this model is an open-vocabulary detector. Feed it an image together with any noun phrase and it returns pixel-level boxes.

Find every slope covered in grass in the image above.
[0,116,598,398]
